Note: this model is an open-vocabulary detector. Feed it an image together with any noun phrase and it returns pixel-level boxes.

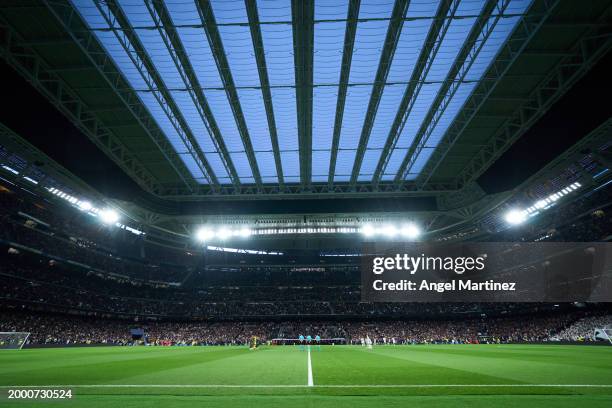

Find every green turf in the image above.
[1,344,612,407]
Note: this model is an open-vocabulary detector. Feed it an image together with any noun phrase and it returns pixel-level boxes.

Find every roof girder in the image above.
[291,0,314,186]
[371,0,459,185]
[450,5,612,187]
[41,0,197,192]
[146,0,241,188]
[328,0,361,186]
[195,0,263,189]
[417,0,566,187]
[0,17,164,194]
[244,0,285,188]
[349,0,410,185]
[394,0,503,183]
[94,0,219,187]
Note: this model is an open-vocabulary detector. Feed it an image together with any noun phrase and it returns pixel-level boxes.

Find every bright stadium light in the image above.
[400,224,421,239]
[217,228,232,240]
[99,208,119,224]
[238,227,252,238]
[361,224,375,237]
[196,228,214,242]
[382,225,398,237]
[78,201,92,212]
[504,209,527,225]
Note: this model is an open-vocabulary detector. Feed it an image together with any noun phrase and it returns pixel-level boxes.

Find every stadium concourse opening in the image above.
[1,0,612,407]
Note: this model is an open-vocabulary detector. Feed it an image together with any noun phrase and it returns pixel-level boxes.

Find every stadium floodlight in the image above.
[361,224,375,237]
[1,165,19,175]
[504,209,527,225]
[238,228,252,238]
[400,224,421,239]
[217,228,232,240]
[534,200,547,209]
[78,201,92,212]
[382,225,398,237]
[195,228,214,242]
[23,176,38,185]
[99,208,119,224]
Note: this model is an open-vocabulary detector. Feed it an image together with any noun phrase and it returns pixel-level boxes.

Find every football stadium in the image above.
[0,0,611,407]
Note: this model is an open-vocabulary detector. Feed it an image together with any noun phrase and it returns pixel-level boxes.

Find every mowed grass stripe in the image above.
[1,345,612,395]
[1,384,612,388]
[111,346,305,386]
[310,346,515,385]
[0,347,248,385]
[365,345,612,385]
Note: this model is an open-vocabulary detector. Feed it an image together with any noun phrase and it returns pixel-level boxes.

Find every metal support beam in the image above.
[372,0,458,185]
[94,0,219,188]
[395,0,504,183]
[448,7,612,187]
[416,0,597,188]
[291,0,314,187]
[328,0,360,186]
[0,8,167,195]
[350,0,409,185]
[146,0,241,188]
[244,0,285,188]
[195,0,263,189]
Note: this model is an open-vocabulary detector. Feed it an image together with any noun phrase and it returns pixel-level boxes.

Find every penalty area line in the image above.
[1,384,612,389]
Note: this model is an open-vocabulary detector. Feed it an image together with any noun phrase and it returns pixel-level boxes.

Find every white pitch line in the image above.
[2,384,612,389]
[307,346,314,387]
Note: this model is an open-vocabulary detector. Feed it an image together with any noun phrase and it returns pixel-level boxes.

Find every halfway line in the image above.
[307,346,314,387]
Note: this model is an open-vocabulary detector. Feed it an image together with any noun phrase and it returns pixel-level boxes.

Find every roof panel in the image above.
[348,19,389,84]
[203,152,231,180]
[178,153,206,179]
[396,82,442,148]
[229,152,255,182]
[71,0,109,29]
[334,149,357,181]
[366,84,406,149]
[237,89,273,152]
[218,25,261,88]
[312,150,332,182]
[255,151,278,180]
[280,151,300,179]
[387,19,433,83]
[358,0,395,18]
[67,0,537,191]
[339,85,373,150]
[426,18,478,82]
[271,88,298,151]
[210,0,248,23]
[382,147,408,180]
[257,0,292,23]
[407,1,531,177]
[314,21,345,85]
[169,90,216,152]
[174,27,224,88]
[314,0,349,20]
[260,24,295,86]
[164,0,202,25]
[204,90,245,152]
[358,149,383,181]
[137,91,184,152]
[405,147,434,179]
[312,86,337,150]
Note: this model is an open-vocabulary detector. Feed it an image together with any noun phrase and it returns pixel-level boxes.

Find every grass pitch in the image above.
[1,344,612,407]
